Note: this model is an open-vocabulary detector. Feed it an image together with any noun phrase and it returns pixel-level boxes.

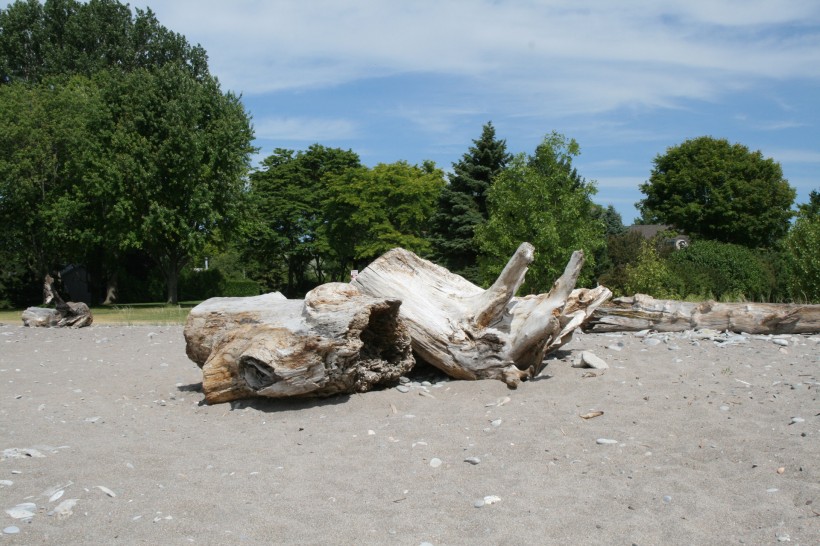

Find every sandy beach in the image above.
[1,323,818,545]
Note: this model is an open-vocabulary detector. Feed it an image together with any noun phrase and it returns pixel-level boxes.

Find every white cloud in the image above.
[135,0,820,115]
[766,148,820,163]
[253,117,358,141]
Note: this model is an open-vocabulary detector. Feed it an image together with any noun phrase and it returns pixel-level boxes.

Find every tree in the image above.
[637,136,796,248]
[0,0,208,84]
[429,122,511,281]
[98,65,255,304]
[0,75,106,304]
[325,160,445,277]
[246,145,361,296]
[475,132,605,293]
[783,189,820,302]
[0,0,247,306]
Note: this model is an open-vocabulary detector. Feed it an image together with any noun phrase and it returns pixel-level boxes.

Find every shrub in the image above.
[622,240,681,299]
[783,214,820,303]
[666,240,775,301]
[222,279,261,297]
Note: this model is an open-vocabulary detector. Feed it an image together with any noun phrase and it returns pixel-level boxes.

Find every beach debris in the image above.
[2,447,45,459]
[184,286,413,404]
[580,411,604,420]
[589,294,820,335]
[96,485,116,497]
[464,457,481,465]
[790,417,804,425]
[572,351,609,369]
[48,499,78,520]
[596,438,618,445]
[474,495,502,508]
[21,274,93,328]
[352,244,611,387]
[5,503,36,519]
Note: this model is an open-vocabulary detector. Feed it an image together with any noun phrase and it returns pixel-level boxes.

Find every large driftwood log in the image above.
[21,275,93,328]
[184,283,413,404]
[588,294,820,334]
[352,243,612,387]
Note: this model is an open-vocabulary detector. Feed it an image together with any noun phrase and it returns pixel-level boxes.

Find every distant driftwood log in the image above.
[21,275,93,328]
[588,294,820,335]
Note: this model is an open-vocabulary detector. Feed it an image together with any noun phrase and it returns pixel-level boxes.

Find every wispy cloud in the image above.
[138,0,820,115]
[253,117,358,141]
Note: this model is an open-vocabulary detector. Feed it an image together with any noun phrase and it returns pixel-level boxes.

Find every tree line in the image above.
[1,0,817,307]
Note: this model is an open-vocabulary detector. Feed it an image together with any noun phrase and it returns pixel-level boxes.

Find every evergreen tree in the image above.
[429,122,511,281]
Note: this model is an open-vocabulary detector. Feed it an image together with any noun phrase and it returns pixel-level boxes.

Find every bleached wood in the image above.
[21,275,93,328]
[352,243,612,386]
[184,283,413,404]
[588,294,820,334]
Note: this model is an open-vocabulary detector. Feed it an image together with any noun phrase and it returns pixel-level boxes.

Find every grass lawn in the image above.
[0,302,200,326]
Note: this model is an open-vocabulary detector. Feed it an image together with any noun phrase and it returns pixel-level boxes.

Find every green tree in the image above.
[783,189,820,302]
[621,239,680,299]
[325,160,445,277]
[429,122,512,281]
[98,65,254,304]
[246,145,361,296]
[637,136,796,248]
[0,0,208,84]
[475,132,605,293]
[0,75,106,301]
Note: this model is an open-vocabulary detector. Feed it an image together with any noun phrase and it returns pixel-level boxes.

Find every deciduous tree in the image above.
[475,132,605,293]
[325,161,445,277]
[637,136,795,248]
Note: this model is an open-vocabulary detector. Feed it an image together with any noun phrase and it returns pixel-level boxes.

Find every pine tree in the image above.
[430,122,511,281]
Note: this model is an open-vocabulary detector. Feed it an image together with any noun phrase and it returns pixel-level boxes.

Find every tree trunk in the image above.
[183,283,413,404]
[352,243,612,387]
[21,275,93,328]
[587,293,820,334]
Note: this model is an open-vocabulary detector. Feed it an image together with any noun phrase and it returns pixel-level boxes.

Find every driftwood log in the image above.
[21,275,93,328]
[352,243,612,386]
[184,283,413,404]
[588,294,820,334]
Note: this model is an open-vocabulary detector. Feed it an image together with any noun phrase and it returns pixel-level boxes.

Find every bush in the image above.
[222,279,261,297]
[621,240,681,299]
[783,214,820,303]
[179,268,225,301]
[666,240,776,301]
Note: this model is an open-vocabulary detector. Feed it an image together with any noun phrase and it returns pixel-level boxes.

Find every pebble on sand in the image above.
[596,438,618,445]
[429,458,442,468]
[3,526,20,535]
[464,457,481,465]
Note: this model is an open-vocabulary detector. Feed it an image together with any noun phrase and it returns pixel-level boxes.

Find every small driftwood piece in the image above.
[352,243,612,387]
[21,275,93,328]
[184,283,413,404]
[588,294,820,334]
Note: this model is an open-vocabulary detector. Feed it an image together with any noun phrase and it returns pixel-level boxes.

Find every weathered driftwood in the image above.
[352,243,612,387]
[588,294,820,334]
[21,275,93,328]
[184,283,413,404]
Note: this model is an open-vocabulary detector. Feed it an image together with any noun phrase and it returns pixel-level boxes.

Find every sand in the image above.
[1,323,818,545]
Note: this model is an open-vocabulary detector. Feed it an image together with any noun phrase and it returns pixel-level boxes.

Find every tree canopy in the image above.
[246,145,361,296]
[637,136,796,248]
[475,131,605,293]
[429,122,511,281]
[0,0,254,305]
[325,160,445,276]
[0,0,208,83]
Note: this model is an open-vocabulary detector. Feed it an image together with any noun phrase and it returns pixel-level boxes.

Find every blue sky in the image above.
[133,0,819,224]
